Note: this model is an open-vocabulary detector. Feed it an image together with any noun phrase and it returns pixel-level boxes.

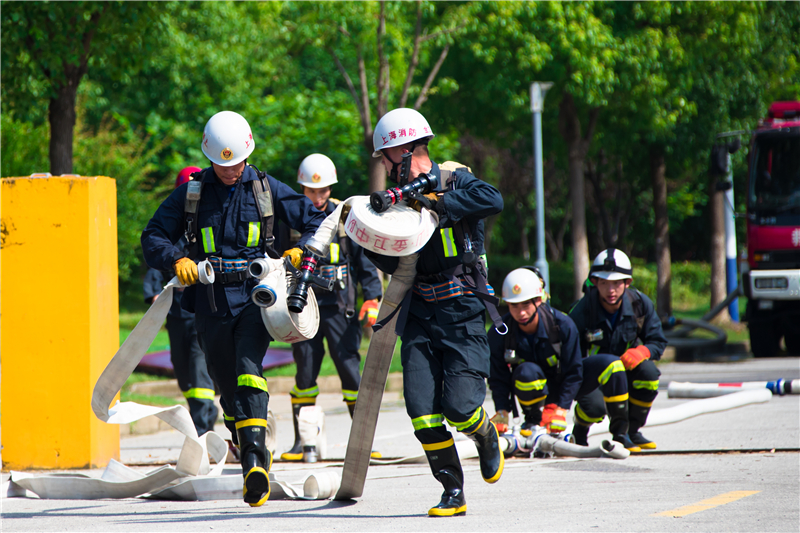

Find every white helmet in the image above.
[590,248,633,281]
[502,268,544,303]
[372,108,435,157]
[201,111,255,166]
[297,153,338,188]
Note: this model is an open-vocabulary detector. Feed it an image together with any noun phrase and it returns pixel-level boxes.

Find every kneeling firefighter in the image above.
[488,268,583,444]
[277,153,384,462]
[569,249,668,451]
[365,108,505,517]
[141,111,325,506]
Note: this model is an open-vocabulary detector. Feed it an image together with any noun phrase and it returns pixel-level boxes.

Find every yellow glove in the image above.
[173,257,198,286]
[282,247,304,268]
[359,299,380,327]
[409,192,440,212]
[490,410,510,433]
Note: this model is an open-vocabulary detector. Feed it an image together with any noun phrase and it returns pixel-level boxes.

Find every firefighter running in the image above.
[141,111,324,507]
[365,107,505,517]
[277,153,384,463]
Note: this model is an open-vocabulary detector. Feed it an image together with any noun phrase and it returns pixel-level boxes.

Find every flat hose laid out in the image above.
[334,253,420,500]
[10,277,330,501]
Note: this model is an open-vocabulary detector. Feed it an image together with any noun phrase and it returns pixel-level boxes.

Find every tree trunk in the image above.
[709,179,730,323]
[650,145,671,318]
[558,93,595,301]
[48,78,79,175]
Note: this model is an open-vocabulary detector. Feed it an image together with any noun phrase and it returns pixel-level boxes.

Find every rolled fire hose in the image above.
[668,379,800,398]
[253,257,320,343]
[305,196,437,257]
[9,273,332,501]
[588,388,773,437]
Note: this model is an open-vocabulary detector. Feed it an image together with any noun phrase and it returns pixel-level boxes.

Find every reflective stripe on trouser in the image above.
[195,303,270,424]
[573,353,629,425]
[402,310,490,445]
[627,358,660,432]
[627,358,661,405]
[292,305,362,404]
[511,361,548,405]
[166,314,218,435]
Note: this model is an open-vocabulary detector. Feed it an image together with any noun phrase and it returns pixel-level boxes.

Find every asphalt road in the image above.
[3,357,798,532]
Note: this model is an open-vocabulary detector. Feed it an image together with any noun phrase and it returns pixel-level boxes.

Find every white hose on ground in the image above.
[668,379,800,398]
[588,388,773,436]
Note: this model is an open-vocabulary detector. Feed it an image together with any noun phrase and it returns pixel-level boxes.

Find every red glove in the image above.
[359,299,380,327]
[620,345,651,371]
[541,404,567,434]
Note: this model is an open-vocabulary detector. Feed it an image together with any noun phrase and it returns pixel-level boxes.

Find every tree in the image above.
[1,2,163,175]
[283,1,468,191]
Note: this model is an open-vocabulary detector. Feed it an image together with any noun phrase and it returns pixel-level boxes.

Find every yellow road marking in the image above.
[653,491,761,517]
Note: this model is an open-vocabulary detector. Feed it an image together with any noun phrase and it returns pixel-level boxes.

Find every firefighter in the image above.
[487,268,582,443]
[569,248,668,451]
[366,108,504,517]
[143,166,219,437]
[141,111,325,507]
[277,153,383,463]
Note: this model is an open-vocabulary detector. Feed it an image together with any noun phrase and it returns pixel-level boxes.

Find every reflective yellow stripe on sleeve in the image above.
[246,221,260,247]
[441,228,457,258]
[330,243,340,264]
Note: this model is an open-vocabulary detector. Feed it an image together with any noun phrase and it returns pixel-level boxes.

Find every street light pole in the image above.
[531,82,553,290]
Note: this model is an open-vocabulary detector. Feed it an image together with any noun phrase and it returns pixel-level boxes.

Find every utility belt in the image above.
[318,264,349,288]
[412,276,495,304]
[207,257,251,285]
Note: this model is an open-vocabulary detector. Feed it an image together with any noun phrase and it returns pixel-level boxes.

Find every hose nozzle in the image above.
[369,173,439,213]
[287,251,334,314]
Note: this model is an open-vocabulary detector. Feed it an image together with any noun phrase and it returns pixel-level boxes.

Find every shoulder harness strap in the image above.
[628,288,646,337]
[183,173,204,259]
[249,166,276,255]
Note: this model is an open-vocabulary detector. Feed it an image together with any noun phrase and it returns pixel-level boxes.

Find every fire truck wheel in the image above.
[784,331,800,356]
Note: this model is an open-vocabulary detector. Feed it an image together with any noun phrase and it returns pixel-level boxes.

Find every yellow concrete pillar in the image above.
[1,176,120,470]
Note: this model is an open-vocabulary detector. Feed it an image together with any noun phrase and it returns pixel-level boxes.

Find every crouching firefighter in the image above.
[366,108,505,517]
[569,249,668,451]
[277,153,384,462]
[488,268,583,447]
[141,111,325,506]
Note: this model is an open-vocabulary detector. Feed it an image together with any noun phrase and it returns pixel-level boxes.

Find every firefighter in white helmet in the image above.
[568,248,668,451]
[366,108,505,517]
[276,153,383,462]
[141,111,325,507]
[487,267,583,445]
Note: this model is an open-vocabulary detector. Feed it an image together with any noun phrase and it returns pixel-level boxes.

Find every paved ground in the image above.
[3,357,799,532]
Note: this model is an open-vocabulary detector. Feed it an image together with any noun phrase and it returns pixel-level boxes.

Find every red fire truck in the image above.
[742,101,800,357]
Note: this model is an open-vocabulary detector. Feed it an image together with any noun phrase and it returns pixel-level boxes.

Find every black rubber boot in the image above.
[425,444,466,517]
[348,402,381,459]
[280,403,308,462]
[628,403,657,449]
[465,415,504,484]
[606,400,641,452]
[237,423,272,507]
[571,423,591,446]
[520,404,543,436]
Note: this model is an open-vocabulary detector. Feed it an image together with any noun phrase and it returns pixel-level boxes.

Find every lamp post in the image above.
[531,82,553,289]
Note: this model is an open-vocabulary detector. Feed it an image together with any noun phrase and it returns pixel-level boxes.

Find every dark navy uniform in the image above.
[488,306,583,424]
[569,286,668,440]
[276,200,383,408]
[366,161,503,450]
[141,164,324,443]
[144,266,218,436]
